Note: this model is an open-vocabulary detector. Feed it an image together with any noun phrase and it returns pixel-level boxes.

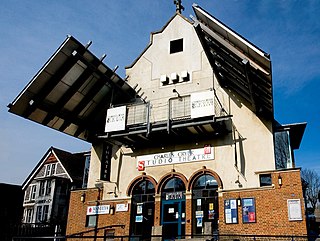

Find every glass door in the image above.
[161,199,185,240]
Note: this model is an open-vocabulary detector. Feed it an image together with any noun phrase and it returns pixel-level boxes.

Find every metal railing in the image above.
[11,233,320,241]
[126,94,227,126]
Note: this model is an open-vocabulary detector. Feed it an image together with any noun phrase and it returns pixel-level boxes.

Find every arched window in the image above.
[161,177,186,239]
[162,177,185,193]
[192,174,219,235]
[130,180,155,239]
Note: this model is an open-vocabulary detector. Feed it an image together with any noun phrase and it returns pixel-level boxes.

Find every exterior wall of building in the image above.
[74,13,307,238]
[219,170,307,235]
[87,14,275,197]
[22,156,71,224]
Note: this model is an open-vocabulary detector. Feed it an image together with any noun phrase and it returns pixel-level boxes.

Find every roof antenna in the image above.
[174,0,184,14]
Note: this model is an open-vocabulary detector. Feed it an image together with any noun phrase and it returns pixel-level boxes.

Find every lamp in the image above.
[110,206,115,215]
[80,193,86,203]
[173,89,182,99]
[278,175,282,187]
[237,197,242,207]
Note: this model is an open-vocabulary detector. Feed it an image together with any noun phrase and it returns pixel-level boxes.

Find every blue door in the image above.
[161,198,186,240]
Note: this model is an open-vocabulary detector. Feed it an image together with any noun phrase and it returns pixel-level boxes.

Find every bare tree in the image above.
[301,169,320,212]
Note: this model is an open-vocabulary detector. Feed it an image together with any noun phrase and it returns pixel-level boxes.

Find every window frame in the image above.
[30,184,37,200]
[259,174,272,187]
[170,38,183,54]
[86,215,97,227]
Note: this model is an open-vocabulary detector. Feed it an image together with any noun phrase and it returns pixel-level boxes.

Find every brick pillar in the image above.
[185,192,193,236]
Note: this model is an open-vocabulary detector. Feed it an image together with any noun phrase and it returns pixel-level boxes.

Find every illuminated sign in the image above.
[136,146,214,170]
[190,91,215,118]
[105,106,126,132]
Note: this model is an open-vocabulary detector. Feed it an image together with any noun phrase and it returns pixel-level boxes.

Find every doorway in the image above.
[161,177,186,240]
[192,174,219,235]
[130,180,155,240]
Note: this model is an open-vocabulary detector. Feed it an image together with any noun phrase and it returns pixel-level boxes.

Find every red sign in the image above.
[204,145,211,154]
[137,161,145,171]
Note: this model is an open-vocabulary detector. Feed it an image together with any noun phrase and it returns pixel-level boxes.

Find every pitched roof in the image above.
[22,146,88,189]
[51,147,88,184]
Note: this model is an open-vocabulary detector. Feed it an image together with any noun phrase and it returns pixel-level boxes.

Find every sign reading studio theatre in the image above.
[137,146,214,171]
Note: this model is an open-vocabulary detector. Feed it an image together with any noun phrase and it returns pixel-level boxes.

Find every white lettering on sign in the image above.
[190,91,215,118]
[105,106,126,132]
[136,147,214,169]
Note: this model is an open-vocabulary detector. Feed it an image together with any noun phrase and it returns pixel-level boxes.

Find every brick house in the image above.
[21,147,89,231]
[9,2,307,239]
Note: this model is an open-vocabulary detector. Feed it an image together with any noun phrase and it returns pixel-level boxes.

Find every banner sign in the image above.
[100,143,112,181]
[137,146,214,170]
[190,91,215,119]
[87,205,110,215]
[105,106,126,132]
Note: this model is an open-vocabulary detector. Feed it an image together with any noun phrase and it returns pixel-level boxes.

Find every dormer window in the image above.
[170,38,183,54]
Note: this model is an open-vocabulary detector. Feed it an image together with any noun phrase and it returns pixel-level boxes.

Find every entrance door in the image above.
[161,199,185,240]
[130,180,155,240]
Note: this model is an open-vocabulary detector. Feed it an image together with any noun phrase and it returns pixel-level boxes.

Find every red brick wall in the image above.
[67,170,307,237]
[66,188,130,236]
[219,170,307,236]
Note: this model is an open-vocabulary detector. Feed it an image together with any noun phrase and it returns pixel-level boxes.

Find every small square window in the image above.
[86,215,97,227]
[259,174,272,187]
[170,38,183,54]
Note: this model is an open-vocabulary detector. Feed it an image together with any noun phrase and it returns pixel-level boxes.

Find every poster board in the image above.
[287,199,302,221]
[224,199,238,224]
[242,198,256,223]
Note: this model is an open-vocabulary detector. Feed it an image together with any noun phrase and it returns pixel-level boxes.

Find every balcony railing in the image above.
[126,95,227,127]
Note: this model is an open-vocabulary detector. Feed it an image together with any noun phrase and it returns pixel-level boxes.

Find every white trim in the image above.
[52,151,73,182]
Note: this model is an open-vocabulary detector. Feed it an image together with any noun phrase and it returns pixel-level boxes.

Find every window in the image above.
[39,181,45,196]
[274,131,293,169]
[82,155,91,188]
[50,163,56,176]
[45,163,56,177]
[25,208,33,223]
[259,174,272,187]
[36,205,49,223]
[43,205,49,222]
[45,180,52,195]
[36,206,42,222]
[170,38,183,54]
[86,215,97,227]
[30,185,37,200]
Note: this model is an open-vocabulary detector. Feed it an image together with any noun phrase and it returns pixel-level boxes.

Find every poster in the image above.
[135,215,143,223]
[242,198,256,223]
[137,203,143,214]
[197,217,203,227]
[209,203,214,210]
[224,199,238,224]
[208,210,215,220]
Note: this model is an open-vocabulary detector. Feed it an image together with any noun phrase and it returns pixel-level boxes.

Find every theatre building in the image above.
[8,3,307,239]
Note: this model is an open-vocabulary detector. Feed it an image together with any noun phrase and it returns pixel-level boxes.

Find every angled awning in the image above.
[192,4,273,118]
[275,122,307,150]
[8,36,138,142]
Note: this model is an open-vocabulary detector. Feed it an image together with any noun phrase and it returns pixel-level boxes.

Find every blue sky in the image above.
[0,0,319,185]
